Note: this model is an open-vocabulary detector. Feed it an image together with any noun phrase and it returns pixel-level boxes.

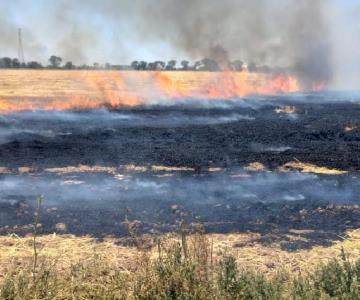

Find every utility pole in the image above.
[18,28,25,64]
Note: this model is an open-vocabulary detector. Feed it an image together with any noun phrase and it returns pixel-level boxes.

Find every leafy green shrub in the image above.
[2,235,360,299]
[311,250,360,299]
[132,237,215,300]
[218,256,285,300]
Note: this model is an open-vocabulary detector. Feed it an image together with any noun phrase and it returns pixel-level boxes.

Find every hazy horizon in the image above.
[0,0,359,89]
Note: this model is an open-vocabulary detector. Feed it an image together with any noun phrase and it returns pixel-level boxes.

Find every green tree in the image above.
[1,57,12,68]
[12,58,21,68]
[166,60,177,70]
[181,60,189,70]
[48,55,62,68]
[248,62,257,72]
[27,61,43,69]
[138,61,147,70]
[130,61,139,70]
[64,61,74,69]
[231,60,244,71]
[154,61,165,70]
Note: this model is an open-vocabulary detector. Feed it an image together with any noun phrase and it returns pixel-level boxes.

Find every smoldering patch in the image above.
[0,169,358,210]
[0,108,257,144]
[250,143,292,153]
[0,128,56,145]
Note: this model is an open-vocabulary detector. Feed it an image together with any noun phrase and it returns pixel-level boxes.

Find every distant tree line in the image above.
[129,59,274,72]
[0,55,279,73]
[0,56,129,70]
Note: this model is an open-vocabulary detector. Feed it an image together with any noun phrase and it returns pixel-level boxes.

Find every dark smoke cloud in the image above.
[1,0,358,88]
[287,1,333,87]
[129,0,333,87]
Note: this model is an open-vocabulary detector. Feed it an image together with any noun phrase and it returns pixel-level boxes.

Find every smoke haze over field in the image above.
[1,171,359,208]
[0,0,359,89]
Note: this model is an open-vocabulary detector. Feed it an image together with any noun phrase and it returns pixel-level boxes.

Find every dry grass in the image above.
[212,230,360,274]
[278,161,348,175]
[344,124,358,133]
[45,165,118,175]
[244,162,268,172]
[0,167,11,174]
[1,229,360,280]
[151,165,195,172]
[274,105,298,114]
[2,161,350,177]
[1,229,360,299]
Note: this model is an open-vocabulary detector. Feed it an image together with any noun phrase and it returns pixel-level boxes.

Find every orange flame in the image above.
[0,69,323,113]
[311,81,327,92]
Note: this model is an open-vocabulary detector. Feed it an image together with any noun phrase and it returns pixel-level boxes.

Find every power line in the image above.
[18,28,25,64]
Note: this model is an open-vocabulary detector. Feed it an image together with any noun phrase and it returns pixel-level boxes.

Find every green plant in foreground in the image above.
[32,195,43,279]
[2,245,360,299]
[310,248,360,299]
[218,255,287,300]
[2,224,360,299]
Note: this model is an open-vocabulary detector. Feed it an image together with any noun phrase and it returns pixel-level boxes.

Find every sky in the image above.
[0,0,359,89]
[330,0,360,88]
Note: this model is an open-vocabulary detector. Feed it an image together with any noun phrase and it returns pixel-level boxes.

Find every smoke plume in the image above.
[130,0,334,87]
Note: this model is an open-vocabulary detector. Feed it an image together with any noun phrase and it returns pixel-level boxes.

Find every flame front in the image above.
[0,69,321,113]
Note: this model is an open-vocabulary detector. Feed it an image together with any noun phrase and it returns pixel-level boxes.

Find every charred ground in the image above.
[0,93,359,245]
[0,98,359,171]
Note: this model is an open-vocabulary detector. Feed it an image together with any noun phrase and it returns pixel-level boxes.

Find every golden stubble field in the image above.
[0,69,299,112]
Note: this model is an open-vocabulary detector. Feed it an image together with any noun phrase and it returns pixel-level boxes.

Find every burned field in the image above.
[1,93,359,170]
[0,92,360,244]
